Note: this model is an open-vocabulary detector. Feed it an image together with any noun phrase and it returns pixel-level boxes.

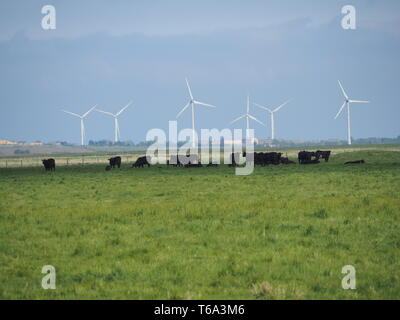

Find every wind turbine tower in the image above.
[335,80,369,145]
[62,105,97,146]
[230,95,265,139]
[176,78,216,148]
[254,99,291,140]
[95,101,132,143]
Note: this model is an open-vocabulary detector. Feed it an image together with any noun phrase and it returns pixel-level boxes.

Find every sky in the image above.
[0,0,399,143]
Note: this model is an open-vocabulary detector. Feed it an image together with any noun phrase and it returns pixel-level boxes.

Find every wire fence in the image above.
[1,145,392,169]
[0,153,230,168]
[0,154,145,168]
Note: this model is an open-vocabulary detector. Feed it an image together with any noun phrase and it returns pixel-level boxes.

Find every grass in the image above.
[0,149,399,299]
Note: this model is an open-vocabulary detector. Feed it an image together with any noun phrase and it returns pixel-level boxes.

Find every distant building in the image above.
[0,140,44,146]
[0,140,17,145]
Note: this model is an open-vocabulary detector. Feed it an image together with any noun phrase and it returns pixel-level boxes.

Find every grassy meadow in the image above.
[0,148,399,299]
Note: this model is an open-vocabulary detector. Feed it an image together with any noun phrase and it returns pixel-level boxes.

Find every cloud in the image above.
[0,1,399,142]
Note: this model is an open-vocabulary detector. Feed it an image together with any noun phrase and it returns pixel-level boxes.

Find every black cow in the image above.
[132,156,151,168]
[183,154,201,167]
[108,156,122,169]
[253,152,282,166]
[253,152,263,165]
[185,154,198,165]
[42,158,56,171]
[345,160,365,164]
[167,155,183,167]
[267,152,282,165]
[316,150,331,162]
[229,152,246,167]
[298,151,319,164]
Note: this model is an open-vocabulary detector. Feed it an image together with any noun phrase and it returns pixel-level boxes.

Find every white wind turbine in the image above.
[62,105,97,146]
[95,101,132,143]
[230,95,265,138]
[254,99,291,140]
[335,80,369,145]
[176,78,216,148]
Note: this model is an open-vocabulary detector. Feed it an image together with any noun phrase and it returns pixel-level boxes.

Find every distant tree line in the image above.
[59,141,75,146]
[14,149,31,155]
[82,136,400,148]
[88,140,156,147]
[256,136,400,147]
[352,136,400,145]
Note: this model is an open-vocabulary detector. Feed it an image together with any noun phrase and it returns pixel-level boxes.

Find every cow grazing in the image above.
[181,154,202,167]
[252,152,282,166]
[42,158,55,171]
[229,152,246,167]
[298,151,319,164]
[316,150,331,162]
[184,154,198,165]
[168,155,183,167]
[108,156,122,169]
[132,156,151,168]
[267,152,282,165]
[344,160,365,165]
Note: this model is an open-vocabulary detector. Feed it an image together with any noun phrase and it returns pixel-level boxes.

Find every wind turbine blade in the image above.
[338,80,349,99]
[82,105,97,118]
[176,102,191,118]
[247,95,250,114]
[248,114,266,126]
[349,100,369,103]
[62,110,81,118]
[185,78,193,100]
[95,109,115,117]
[254,103,272,113]
[116,101,133,116]
[230,114,246,125]
[193,100,216,108]
[273,99,291,113]
[334,102,346,119]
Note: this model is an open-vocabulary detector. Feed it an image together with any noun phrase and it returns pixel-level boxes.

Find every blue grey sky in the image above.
[0,0,399,143]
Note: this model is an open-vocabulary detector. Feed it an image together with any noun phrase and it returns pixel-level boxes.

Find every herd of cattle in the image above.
[40,149,365,171]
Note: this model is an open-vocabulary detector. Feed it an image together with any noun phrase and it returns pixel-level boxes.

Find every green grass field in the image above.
[0,148,399,299]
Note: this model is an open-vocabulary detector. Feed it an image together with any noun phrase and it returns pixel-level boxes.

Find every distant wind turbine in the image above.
[62,105,97,146]
[95,101,132,142]
[176,78,216,148]
[254,99,291,140]
[230,95,265,137]
[335,80,369,145]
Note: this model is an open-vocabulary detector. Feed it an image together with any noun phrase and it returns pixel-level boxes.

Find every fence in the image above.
[0,153,228,168]
[1,146,383,168]
[0,154,144,168]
